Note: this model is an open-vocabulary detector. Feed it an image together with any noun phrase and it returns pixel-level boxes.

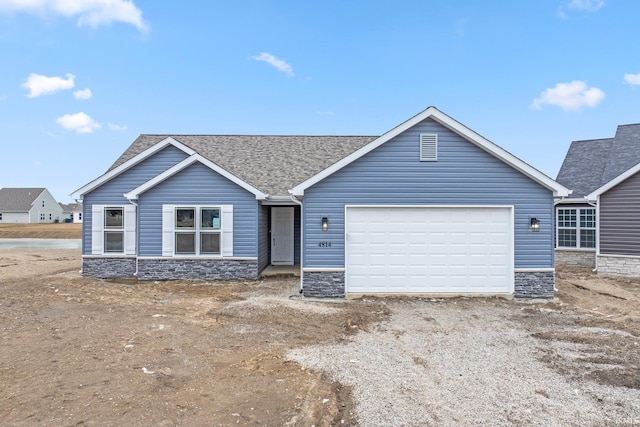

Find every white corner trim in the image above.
[290,106,571,198]
[586,160,640,201]
[71,137,195,198]
[124,154,267,200]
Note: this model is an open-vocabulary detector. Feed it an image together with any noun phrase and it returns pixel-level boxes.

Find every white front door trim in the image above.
[271,207,295,265]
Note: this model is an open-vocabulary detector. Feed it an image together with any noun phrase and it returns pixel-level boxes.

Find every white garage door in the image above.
[346,206,513,294]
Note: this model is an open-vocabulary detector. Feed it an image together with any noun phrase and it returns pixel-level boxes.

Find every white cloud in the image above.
[252,52,294,77]
[73,88,92,100]
[0,95,7,101]
[22,73,75,98]
[567,0,605,12]
[531,80,605,111]
[558,0,604,18]
[0,0,149,32]
[108,122,127,131]
[56,112,101,133]
[624,73,640,86]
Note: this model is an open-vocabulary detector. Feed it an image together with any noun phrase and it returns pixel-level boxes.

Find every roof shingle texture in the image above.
[556,124,640,198]
[110,135,378,196]
[0,188,45,211]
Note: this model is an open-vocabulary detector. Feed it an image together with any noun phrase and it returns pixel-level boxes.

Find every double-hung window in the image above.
[104,207,124,253]
[175,207,221,255]
[91,205,136,255]
[163,204,233,257]
[557,207,596,249]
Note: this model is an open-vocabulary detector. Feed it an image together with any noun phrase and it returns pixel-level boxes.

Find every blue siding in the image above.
[258,204,270,271]
[82,146,190,254]
[137,162,258,257]
[303,118,554,269]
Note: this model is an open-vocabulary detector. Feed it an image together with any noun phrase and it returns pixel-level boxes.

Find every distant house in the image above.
[73,106,570,298]
[0,188,64,224]
[60,202,83,223]
[556,123,640,276]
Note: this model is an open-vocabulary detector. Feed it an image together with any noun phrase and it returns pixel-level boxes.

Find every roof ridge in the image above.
[140,133,379,138]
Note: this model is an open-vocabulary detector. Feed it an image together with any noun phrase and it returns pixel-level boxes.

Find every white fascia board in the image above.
[124,154,267,200]
[290,106,571,198]
[586,161,640,201]
[70,137,195,199]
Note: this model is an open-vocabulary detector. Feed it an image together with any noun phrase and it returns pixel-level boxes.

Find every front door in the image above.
[271,207,294,265]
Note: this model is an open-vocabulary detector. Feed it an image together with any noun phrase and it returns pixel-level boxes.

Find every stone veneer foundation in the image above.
[302,271,346,298]
[82,257,258,281]
[514,271,555,298]
[302,270,556,299]
[597,255,640,278]
[554,249,596,269]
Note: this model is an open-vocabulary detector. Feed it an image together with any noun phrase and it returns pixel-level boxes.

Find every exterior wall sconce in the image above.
[530,217,540,232]
[321,217,329,231]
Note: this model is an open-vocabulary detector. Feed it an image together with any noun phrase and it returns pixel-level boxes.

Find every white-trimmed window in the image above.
[162,205,233,257]
[91,205,136,255]
[40,213,45,221]
[557,207,596,249]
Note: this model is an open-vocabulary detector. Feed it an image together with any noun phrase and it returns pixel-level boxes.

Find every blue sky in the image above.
[1,0,639,203]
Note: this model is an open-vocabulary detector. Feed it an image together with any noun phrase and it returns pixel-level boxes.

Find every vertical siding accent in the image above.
[302,118,555,270]
[221,205,234,256]
[91,205,104,254]
[161,205,175,256]
[137,162,257,257]
[600,171,640,256]
[124,205,137,255]
[82,145,190,255]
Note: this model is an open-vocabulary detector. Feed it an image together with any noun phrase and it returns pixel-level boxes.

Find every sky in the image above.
[1,0,639,203]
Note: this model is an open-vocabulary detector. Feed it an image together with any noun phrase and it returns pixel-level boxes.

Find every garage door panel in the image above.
[346,206,513,294]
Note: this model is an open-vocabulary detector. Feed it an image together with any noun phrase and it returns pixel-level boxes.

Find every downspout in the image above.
[125,195,139,277]
[289,193,304,293]
[593,195,600,273]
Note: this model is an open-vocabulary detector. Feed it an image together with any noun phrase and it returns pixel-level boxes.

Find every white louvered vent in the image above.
[420,133,438,161]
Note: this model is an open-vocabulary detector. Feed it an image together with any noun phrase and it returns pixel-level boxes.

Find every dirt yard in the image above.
[0,223,81,239]
[1,229,639,425]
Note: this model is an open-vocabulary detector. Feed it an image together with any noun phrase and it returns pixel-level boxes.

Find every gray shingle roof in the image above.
[110,135,377,196]
[556,124,640,198]
[0,188,46,211]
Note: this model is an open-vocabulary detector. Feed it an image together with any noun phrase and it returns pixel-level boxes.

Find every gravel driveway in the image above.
[289,297,640,426]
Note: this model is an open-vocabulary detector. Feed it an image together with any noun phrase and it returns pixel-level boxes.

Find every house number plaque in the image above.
[318,241,332,247]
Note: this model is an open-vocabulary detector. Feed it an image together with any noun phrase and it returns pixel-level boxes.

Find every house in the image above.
[556,123,640,276]
[60,202,83,223]
[0,188,64,223]
[72,107,570,298]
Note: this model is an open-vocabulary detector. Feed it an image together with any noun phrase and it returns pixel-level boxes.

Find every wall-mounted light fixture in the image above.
[530,217,540,232]
[321,217,329,231]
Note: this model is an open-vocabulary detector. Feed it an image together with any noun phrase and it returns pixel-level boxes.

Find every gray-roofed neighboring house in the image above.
[555,123,640,276]
[60,202,83,223]
[0,188,64,223]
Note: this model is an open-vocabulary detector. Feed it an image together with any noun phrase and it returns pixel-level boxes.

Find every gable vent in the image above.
[420,133,438,161]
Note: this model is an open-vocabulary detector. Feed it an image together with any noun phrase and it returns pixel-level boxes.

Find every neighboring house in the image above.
[60,202,83,223]
[72,107,570,298]
[0,188,64,223]
[556,123,640,276]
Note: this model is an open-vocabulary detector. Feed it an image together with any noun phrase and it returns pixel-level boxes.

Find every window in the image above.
[557,208,596,249]
[40,213,45,221]
[0,213,3,221]
[78,213,82,221]
[162,204,232,257]
[174,207,221,255]
[42,201,45,207]
[104,208,124,253]
[91,205,135,255]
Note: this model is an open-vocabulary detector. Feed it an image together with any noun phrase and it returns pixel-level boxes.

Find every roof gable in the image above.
[557,123,640,199]
[587,160,640,200]
[291,106,570,197]
[0,188,46,211]
[72,137,195,198]
[124,154,267,200]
